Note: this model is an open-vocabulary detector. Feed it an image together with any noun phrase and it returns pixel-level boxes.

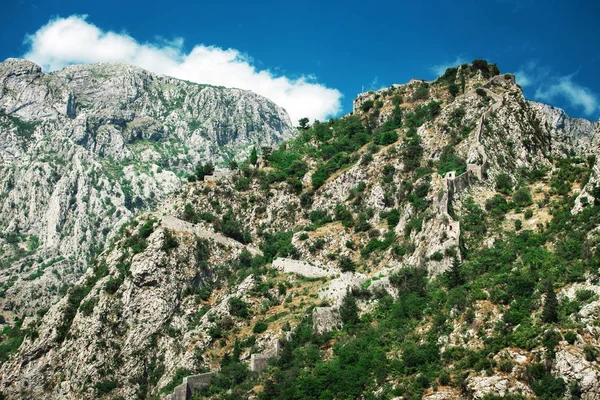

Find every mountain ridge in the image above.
[0,57,293,316]
[1,60,600,400]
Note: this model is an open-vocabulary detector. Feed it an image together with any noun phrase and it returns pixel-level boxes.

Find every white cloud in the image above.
[23,15,342,123]
[535,77,599,117]
[516,61,599,118]
[430,57,467,78]
[514,70,532,87]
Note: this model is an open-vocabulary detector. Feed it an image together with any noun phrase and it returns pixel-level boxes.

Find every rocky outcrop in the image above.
[272,257,338,278]
[0,58,292,316]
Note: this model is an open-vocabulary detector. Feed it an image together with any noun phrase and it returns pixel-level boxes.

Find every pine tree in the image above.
[232,338,240,362]
[447,256,464,288]
[340,291,359,326]
[541,281,558,323]
[250,147,258,166]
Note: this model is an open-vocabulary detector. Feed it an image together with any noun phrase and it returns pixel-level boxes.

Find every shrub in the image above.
[162,230,178,252]
[377,130,398,146]
[311,166,329,189]
[564,331,577,345]
[448,83,460,97]
[513,187,533,207]
[183,203,197,223]
[584,344,599,362]
[386,209,400,228]
[411,83,430,101]
[253,321,268,334]
[221,209,251,244]
[575,289,595,303]
[338,256,356,272]
[334,205,354,228]
[524,209,533,219]
[105,276,123,295]
[95,380,119,395]
[361,100,375,112]
[475,88,487,97]
[514,219,522,231]
[495,173,512,194]
[229,298,250,318]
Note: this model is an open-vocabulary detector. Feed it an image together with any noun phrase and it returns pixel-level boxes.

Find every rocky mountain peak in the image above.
[1,59,600,400]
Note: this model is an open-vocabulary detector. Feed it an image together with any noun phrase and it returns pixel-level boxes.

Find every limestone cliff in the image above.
[0,58,293,316]
[1,60,600,400]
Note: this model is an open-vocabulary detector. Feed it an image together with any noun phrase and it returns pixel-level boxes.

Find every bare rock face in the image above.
[554,347,600,399]
[0,58,293,316]
[312,306,342,334]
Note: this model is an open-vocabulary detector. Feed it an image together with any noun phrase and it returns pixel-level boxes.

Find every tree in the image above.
[495,173,512,194]
[195,162,214,181]
[298,117,310,130]
[448,83,460,97]
[228,160,238,170]
[391,104,402,127]
[541,281,558,324]
[338,256,356,272]
[340,291,360,326]
[250,147,258,166]
[232,338,241,361]
[261,146,273,163]
[446,257,464,288]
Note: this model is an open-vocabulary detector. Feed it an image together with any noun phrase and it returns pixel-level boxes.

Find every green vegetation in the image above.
[192,156,596,399]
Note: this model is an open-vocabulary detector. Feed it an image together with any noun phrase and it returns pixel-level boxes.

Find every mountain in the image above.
[0,58,293,317]
[1,60,600,400]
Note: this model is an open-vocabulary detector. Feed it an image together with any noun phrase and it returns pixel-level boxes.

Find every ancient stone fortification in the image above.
[272,257,338,278]
[249,340,282,372]
[164,372,216,400]
[162,341,281,399]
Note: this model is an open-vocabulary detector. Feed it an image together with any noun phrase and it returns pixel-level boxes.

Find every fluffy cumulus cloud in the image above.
[517,61,599,118]
[23,15,342,123]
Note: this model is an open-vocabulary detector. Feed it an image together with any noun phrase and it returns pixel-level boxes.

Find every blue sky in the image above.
[2,0,600,122]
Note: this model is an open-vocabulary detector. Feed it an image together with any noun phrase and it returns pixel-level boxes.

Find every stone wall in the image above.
[249,341,282,372]
[163,372,216,400]
[272,257,338,278]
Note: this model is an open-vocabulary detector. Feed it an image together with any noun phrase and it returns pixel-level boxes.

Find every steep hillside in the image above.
[1,60,600,400]
[0,58,293,316]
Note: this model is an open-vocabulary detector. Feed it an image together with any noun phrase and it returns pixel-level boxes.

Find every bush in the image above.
[377,130,398,146]
[514,220,522,231]
[513,187,533,207]
[575,289,595,303]
[311,166,329,189]
[105,276,123,295]
[253,321,268,334]
[495,173,512,194]
[524,209,533,219]
[411,83,430,101]
[334,205,354,228]
[448,83,460,97]
[338,256,356,272]
[564,331,577,345]
[229,298,250,318]
[220,209,251,244]
[475,88,487,97]
[386,209,400,228]
[361,100,375,112]
[95,380,119,395]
